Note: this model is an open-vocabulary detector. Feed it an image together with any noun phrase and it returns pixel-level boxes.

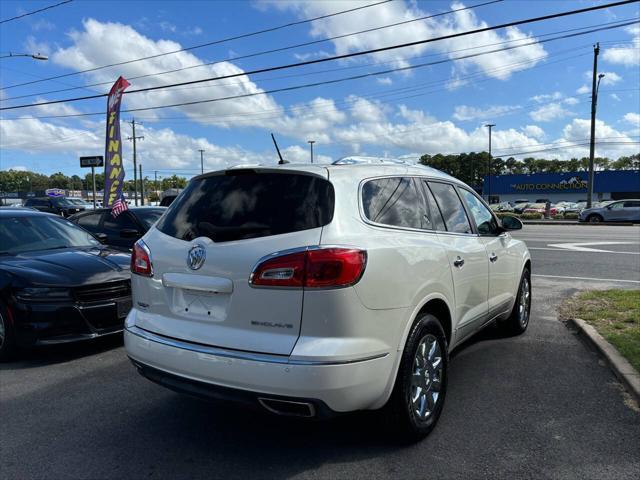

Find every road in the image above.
[1,225,639,479]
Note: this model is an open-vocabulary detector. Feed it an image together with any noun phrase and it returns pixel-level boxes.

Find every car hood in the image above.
[0,247,130,287]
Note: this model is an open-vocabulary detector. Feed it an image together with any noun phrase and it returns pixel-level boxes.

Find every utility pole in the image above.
[485,124,495,203]
[139,164,144,206]
[308,140,315,163]
[127,119,144,206]
[199,149,205,174]
[587,43,604,209]
[154,170,158,204]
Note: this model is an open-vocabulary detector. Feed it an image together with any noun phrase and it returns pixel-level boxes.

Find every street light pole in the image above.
[308,140,315,163]
[485,123,495,202]
[587,43,603,209]
[199,149,205,174]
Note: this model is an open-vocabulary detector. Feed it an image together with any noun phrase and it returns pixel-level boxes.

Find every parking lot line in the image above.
[532,274,640,284]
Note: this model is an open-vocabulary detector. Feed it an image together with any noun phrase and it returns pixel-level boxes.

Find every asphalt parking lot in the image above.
[1,224,639,479]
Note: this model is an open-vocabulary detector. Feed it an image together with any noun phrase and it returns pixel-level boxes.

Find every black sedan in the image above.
[69,207,165,250]
[0,209,132,360]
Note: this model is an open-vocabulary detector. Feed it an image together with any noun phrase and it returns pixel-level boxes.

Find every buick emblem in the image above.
[187,244,206,270]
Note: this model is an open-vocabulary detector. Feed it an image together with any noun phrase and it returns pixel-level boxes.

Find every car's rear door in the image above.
[622,200,640,221]
[133,168,334,355]
[424,181,489,341]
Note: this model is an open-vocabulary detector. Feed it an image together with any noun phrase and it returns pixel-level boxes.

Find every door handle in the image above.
[453,256,465,268]
[489,253,498,263]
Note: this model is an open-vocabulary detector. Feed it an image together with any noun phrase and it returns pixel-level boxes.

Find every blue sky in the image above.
[0,0,638,180]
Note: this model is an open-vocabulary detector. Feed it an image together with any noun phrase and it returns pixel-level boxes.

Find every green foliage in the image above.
[520,212,544,220]
[562,212,579,219]
[495,212,521,219]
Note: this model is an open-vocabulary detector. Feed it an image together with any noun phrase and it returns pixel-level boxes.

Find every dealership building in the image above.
[482,170,640,204]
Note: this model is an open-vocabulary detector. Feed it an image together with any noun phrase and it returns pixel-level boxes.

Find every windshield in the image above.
[0,215,100,254]
[135,209,165,229]
[156,171,334,242]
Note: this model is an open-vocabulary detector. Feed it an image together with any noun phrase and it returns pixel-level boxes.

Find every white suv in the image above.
[125,160,531,440]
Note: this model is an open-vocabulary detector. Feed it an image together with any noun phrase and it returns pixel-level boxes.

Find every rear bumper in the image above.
[124,324,397,413]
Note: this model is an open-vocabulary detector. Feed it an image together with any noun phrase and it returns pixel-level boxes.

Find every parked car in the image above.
[69,207,166,250]
[513,201,531,214]
[124,162,531,441]
[579,199,640,223]
[68,198,96,210]
[24,196,85,217]
[523,203,559,218]
[0,209,132,360]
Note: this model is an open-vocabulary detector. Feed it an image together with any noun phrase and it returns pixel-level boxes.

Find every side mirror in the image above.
[501,215,523,231]
[94,233,108,243]
[120,228,141,239]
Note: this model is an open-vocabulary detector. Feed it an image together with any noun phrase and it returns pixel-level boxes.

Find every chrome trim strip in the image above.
[125,325,388,366]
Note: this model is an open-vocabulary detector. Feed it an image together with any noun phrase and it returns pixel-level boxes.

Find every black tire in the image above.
[499,267,531,335]
[587,214,603,223]
[384,313,448,442]
[0,301,16,362]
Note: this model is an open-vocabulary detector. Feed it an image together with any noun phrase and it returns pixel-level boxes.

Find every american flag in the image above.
[111,196,129,218]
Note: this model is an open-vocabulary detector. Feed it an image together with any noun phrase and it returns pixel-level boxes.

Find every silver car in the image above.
[579,199,640,223]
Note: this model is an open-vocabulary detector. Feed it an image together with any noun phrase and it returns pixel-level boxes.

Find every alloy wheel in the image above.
[410,334,443,420]
[519,276,531,328]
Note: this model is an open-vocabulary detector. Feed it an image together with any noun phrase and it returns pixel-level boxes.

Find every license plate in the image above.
[117,298,132,318]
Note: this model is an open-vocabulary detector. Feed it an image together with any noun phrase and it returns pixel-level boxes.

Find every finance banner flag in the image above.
[103,76,130,208]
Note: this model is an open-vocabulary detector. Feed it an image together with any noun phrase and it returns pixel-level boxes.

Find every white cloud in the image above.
[584,70,622,86]
[159,21,176,33]
[348,96,387,123]
[530,92,563,103]
[563,97,579,106]
[280,145,332,164]
[610,93,621,102]
[31,18,55,31]
[452,104,520,121]
[558,117,639,159]
[261,0,547,80]
[522,125,545,140]
[623,112,640,125]
[9,165,28,171]
[23,35,51,56]
[576,85,590,95]
[376,77,393,85]
[529,103,573,122]
[602,27,640,67]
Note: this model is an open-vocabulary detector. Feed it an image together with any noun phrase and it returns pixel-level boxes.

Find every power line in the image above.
[0,0,73,24]
[0,0,638,111]
[0,0,502,101]
[2,12,637,114]
[0,0,394,89]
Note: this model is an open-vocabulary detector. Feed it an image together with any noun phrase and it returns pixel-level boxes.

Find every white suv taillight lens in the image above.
[131,240,153,277]
[250,248,366,288]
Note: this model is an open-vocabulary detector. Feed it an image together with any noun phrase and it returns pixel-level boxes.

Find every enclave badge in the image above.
[187,244,206,270]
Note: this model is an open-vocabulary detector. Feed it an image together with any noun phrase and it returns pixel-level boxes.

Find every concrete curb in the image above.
[569,318,640,405]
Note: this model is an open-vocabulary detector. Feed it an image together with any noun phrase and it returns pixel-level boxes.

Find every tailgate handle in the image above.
[162,273,233,294]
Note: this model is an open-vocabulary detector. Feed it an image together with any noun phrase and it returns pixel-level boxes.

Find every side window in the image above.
[76,213,102,232]
[427,182,473,234]
[421,181,446,231]
[623,201,640,208]
[610,202,624,210]
[101,212,138,234]
[458,188,499,235]
[362,177,428,230]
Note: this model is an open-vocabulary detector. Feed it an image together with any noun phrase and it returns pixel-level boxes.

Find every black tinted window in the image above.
[362,177,427,230]
[76,212,102,231]
[428,182,472,234]
[623,201,640,208]
[422,181,446,231]
[102,212,138,233]
[458,188,499,235]
[134,209,164,229]
[156,172,334,242]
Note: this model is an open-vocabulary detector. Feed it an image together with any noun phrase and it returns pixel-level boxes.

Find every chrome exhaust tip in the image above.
[258,397,316,418]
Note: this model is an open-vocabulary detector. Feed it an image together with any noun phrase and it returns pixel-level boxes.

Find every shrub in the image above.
[520,212,544,220]
[562,212,579,219]
[495,212,521,219]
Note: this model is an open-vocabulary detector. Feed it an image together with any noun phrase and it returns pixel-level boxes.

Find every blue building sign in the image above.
[484,170,640,200]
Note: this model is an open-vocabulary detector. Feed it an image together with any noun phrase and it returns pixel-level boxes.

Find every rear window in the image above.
[156,171,334,242]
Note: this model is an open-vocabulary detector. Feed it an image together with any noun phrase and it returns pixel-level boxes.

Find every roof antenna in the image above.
[271,133,287,164]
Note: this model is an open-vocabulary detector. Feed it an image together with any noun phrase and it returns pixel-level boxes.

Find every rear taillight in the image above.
[131,240,153,277]
[250,247,366,288]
